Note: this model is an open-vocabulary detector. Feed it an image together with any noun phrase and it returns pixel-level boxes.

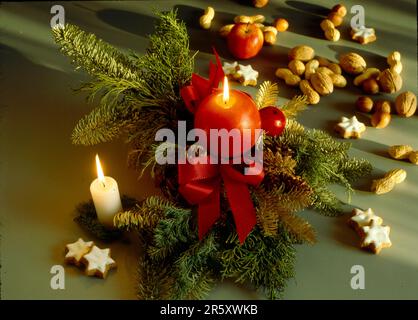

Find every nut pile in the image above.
[355,91,416,129]
[275,45,347,104]
[320,4,347,42]
[340,51,404,94]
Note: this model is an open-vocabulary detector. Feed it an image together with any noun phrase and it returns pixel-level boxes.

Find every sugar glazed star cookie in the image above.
[222,61,239,77]
[335,116,366,139]
[222,61,259,86]
[348,208,383,234]
[236,64,259,86]
[351,26,377,44]
[65,238,94,266]
[82,246,117,279]
[360,219,392,254]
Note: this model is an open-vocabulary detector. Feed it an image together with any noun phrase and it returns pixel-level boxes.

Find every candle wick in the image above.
[101,181,106,188]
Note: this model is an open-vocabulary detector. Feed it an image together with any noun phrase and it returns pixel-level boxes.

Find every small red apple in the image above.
[227,23,264,60]
[259,106,287,137]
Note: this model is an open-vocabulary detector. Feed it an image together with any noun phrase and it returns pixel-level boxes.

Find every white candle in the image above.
[90,154,123,228]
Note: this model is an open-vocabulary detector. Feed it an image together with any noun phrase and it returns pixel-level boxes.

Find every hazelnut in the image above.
[374,100,392,114]
[253,0,269,8]
[264,31,277,45]
[327,12,343,27]
[371,112,391,128]
[409,151,418,165]
[362,78,380,94]
[378,68,403,93]
[395,91,417,117]
[356,96,374,113]
[331,4,347,17]
[274,18,289,32]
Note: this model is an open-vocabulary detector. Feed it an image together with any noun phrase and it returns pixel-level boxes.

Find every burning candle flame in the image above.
[223,76,229,104]
[95,154,105,186]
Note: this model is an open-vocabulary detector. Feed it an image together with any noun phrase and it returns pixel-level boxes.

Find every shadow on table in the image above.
[95,6,233,58]
[351,166,386,193]
[228,0,253,7]
[331,212,360,249]
[272,1,327,39]
[96,8,157,38]
[174,4,237,58]
[353,138,391,159]
[366,0,416,13]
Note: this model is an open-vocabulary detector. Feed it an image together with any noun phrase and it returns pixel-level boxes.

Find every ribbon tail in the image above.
[198,184,220,240]
[180,86,200,113]
[192,73,212,98]
[211,47,225,88]
[223,175,257,244]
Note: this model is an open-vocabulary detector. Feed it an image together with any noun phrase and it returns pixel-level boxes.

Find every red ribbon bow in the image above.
[178,157,264,244]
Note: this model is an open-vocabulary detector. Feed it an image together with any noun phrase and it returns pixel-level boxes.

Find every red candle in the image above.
[194,77,261,158]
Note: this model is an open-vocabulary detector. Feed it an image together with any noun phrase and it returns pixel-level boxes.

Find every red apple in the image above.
[227,23,264,59]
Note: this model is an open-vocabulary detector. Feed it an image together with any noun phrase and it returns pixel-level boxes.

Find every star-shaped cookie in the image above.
[360,219,392,254]
[351,26,376,45]
[65,238,94,266]
[348,208,383,234]
[335,116,366,139]
[222,61,239,76]
[222,61,259,86]
[236,64,259,86]
[82,246,117,278]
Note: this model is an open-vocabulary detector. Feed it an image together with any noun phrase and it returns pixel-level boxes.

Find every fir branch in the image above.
[171,233,218,300]
[339,158,372,182]
[71,101,135,145]
[278,214,316,244]
[267,119,371,215]
[131,9,195,107]
[220,227,296,300]
[127,106,173,175]
[280,119,306,149]
[311,187,343,216]
[256,203,288,237]
[114,196,177,231]
[78,74,145,108]
[52,24,139,81]
[276,187,314,213]
[255,81,279,109]
[136,253,175,300]
[148,205,195,261]
[281,95,308,119]
[54,10,194,153]
[255,186,313,240]
[263,148,297,177]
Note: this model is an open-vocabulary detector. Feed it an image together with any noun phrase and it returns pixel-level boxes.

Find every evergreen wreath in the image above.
[52,10,371,299]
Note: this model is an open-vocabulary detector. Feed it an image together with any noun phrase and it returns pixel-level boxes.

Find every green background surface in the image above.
[0,0,417,299]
